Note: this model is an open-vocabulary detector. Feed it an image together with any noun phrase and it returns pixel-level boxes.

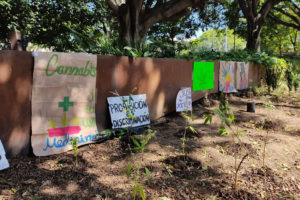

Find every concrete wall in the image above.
[0,51,261,157]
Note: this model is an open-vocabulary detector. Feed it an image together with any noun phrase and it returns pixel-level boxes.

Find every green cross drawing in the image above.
[58,96,74,112]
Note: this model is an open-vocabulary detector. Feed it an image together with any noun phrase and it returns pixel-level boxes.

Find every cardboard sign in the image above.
[193,62,214,91]
[219,61,237,93]
[0,140,9,170]
[236,62,249,90]
[107,94,150,129]
[31,52,98,156]
[176,87,192,112]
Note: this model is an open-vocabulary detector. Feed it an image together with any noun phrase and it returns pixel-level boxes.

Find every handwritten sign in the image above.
[31,52,98,156]
[176,87,192,112]
[107,94,150,129]
[236,62,249,90]
[193,62,214,91]
[0,140,9,170]
[219,61,237,93]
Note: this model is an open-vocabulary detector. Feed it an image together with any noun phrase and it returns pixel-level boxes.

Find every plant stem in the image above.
[262,129,269,170]
[234,153,248,191]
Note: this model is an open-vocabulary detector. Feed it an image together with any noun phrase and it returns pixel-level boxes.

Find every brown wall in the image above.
[0,51,32,157]
[95,56,220,129]
[248,63,262,87]
[0,51,261,157]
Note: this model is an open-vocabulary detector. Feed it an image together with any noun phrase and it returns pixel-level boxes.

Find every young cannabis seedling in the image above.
[112,87,154,200]
[180,110,197,155]
[70,138,79,167]
[261,101,275,170]
[122,129,156,200]
[205,93,248,191]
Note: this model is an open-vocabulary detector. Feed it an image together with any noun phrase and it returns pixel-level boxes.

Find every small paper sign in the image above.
[107,94,150,129]
[0,140,9,170]
[176,87,192,112]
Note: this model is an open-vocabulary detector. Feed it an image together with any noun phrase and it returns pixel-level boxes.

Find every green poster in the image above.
[193,62,214,91]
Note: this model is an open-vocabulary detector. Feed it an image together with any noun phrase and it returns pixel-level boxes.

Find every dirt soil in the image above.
[1,92,300,200]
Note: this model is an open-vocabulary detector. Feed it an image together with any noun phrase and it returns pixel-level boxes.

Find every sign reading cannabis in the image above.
[31,52,98,156]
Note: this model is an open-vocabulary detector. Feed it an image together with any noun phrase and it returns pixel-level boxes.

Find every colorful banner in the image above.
[107,94,150,129]
[219,61,236,93]
[193,62,214,91]
[176,87,192,112]
[0,140,9,170]
[236,62,249,90]
[31,52,98,156]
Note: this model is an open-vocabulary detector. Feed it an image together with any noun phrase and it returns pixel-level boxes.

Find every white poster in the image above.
[236,62,249,90]
[107,94,150,129]
[176,87,192,112]
[31,52,98,156]
[0,140,9,170]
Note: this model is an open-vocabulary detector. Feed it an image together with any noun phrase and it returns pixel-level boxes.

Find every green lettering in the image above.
[73,67,80,75]
[56,65,65,74]
[79,67,85,76]
[83,61,90,76]
[64,66,72,74]
[89,64,97,77]
[46,54,58,76]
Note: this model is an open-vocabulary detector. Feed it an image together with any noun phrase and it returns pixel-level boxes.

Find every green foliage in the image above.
[0,0,119,52]
[214,93,234,133]
[131,129,156,152]
[189,29,246,51]
[285,59,300,91]
[122,163,133,179]
[206,94,249,191]
[148,9,200,42]
[70,138,79,158]
[145,167,151,184]
[123,129,156,200]
[203,114,212,125]
[263,101,275,110]
[132,183,145,200]
[180,110,196,155]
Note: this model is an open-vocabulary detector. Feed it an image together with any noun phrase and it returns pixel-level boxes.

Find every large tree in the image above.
[105,0,207,46]
[237,0,285,51]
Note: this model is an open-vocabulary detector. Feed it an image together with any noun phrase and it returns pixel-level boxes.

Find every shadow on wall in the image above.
[0,52,261,157]
[95,56,220,130]
[0,51,33,157]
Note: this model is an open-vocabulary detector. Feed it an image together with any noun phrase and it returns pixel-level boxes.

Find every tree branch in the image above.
[259,0,284,20]
[269,13,300,30]
[142,0,206,30]
[238,0,252,21]
[274,7,300,25]
[106,0,126,16]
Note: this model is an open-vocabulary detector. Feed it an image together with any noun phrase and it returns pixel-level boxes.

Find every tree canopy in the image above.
[270,1,300,30]
[0,0,299,54]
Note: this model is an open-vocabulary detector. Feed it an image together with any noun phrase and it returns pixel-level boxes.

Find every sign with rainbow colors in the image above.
[219,61,236,93]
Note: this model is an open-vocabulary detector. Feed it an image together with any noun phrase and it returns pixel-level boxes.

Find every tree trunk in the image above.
[118,3,146,46]
[246,21,262,51]
[238,0,284,52]
[106,0,206,47]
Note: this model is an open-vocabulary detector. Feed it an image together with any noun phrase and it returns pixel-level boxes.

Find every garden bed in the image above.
[0,92,300,200]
